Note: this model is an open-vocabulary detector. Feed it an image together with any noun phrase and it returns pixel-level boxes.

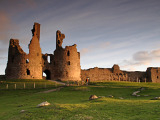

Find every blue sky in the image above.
[0,0,160,75]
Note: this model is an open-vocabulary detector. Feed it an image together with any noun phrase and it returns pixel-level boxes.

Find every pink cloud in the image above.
[0,11,18,45]
[80,48,89,56]
[80,41,110,56]
[120,48,160,71]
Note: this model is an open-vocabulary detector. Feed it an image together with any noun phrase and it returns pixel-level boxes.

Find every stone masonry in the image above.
[5,23,81,81]
[81,65,146,82]
[5,22,160,83]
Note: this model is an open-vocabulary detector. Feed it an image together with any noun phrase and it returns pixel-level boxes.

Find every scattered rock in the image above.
[139,87,145,91]
[132,91,140,96]
[89,95,98,100]
[119,97,124,99]
[151,97,160,100]
[108,95,114,98]
[37,101,51,107]
[20,110,26,113]
[136,95,141,97]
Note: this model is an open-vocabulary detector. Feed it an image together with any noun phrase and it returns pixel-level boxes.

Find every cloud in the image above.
[101,42,110,48]
[80,41,110,56]
[133,51,151,61]
[0,12,17,45]
[133,49,160,63]
[80,48,89,56]
[120,48,160,71]
[0,0,37,14]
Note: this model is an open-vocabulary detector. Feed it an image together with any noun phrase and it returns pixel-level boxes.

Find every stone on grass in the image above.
[139,87,145,91]
[89,95,98,100]
[119,97,124,99]
[37,101,51,107]
[108,95,114,98]
[151,97,160,100]
[132,91,140,96]
[20,110,26,113]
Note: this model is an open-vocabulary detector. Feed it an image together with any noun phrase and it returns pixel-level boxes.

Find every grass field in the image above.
[0,78,59,90]
[1,80,160,120]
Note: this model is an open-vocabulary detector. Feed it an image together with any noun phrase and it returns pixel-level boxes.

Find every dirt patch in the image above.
[39,87,64,93]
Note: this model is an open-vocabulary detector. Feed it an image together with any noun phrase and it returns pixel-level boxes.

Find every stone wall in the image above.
[81,65,147,82]
[125,71,146,82]
[146,67,160,83]
[52,44,81,81]
[5,23,43,79]
[82,65,127,82]
[5,23,81,81]
[42,31,81,81]
[5,22,160,83]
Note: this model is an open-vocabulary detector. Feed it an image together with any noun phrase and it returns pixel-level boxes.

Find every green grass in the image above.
[0,79,60,89]
[1,81,160,120]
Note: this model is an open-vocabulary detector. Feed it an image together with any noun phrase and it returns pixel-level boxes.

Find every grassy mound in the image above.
[1,81,160,120]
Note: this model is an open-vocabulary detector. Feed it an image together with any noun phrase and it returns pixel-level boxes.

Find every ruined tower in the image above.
[56,30,65,49]
[5,22,160,83]
[27,23,42,79]
[5,23,42,79]
[42,30,81,81]
[31,23,40,40]
[5,23,81,81]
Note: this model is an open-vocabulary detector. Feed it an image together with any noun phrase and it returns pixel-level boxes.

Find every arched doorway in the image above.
[43,70,51,80]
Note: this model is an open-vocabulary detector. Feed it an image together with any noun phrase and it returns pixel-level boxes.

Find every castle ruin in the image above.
[5,23,160,83]
[5,23,81,81]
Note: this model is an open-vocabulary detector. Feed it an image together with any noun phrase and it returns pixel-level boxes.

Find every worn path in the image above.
[39,87,64,93]
[48,80,66,86]
[38,80,66,93]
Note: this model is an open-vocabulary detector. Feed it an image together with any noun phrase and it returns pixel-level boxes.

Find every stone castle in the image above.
[5,23,81,81]
[5,23,160,83]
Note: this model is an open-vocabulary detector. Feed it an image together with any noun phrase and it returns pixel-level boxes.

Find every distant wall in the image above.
[81,65,147,82]
[146,67,160,83]
[125,71,146,82]
[5,23,160,83]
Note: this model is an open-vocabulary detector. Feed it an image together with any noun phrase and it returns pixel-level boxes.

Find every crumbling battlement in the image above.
[5,23,81,81]
[5,22,160,83]
[6,23,42,79]
[56,30,65,49]
[31,22,40,40]
[81,65,129,82]
[81,65,158,82]
[42,39,81,81]
[9,39,26,54]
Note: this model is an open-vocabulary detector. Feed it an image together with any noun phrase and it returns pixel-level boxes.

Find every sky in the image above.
[0,0,160,75]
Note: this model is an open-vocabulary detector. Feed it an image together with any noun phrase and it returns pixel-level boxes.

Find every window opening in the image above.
[67,51,70,56]
[27,69,30,75]
[67,61,70,65]
[26,59,29,63]
[43,70,51,80]
[58,40,60,45]
[47,56,50,63]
